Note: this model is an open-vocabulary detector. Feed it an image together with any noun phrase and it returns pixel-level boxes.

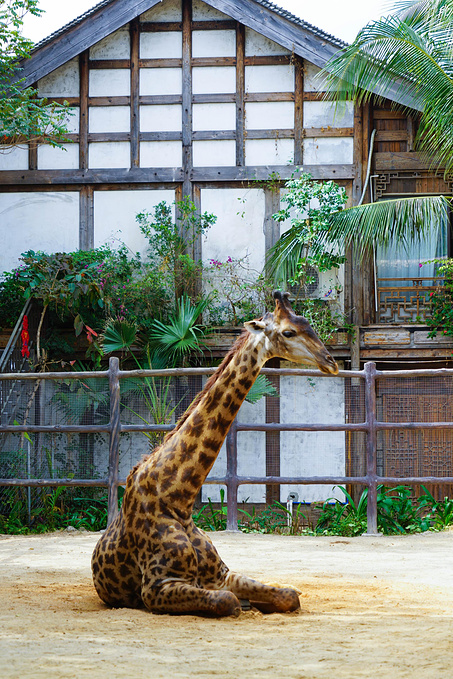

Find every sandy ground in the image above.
[0,530,452,679]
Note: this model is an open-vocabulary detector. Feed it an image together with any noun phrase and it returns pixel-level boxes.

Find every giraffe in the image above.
[92,291,338,617]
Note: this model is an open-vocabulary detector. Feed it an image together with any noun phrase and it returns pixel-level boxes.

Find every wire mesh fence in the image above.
[0,359,453,534]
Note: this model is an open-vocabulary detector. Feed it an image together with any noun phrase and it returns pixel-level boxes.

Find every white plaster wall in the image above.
[245,101,294,130]
[38,143,79,170]
[192,30,236,58]
[245,64,294,93]
[89,106,131,133]
[193,103,235,131]
[89,28,130,59]
[89,142,131,168]
[38,58,79,98]
[201,188,265,273]
[94,188,175,260]
[245,28,290,56]
[0,147,28,171]
[304,101,354,128]
[192,0,230,20]
[193,140,235,166]
[202,399,266,503]
[89,69,131,97]
[192,66,236,94]
[303,137,354,165]
[304,62,324,92]
[140,141,182,166]
[140,0,182,22]
[65,108,80,134]
[0,193,79,273]
[140,104,182,131]
[140,32,182,59]
[279,372,346,503]
[140,68,182,95]
[245,138,294,165]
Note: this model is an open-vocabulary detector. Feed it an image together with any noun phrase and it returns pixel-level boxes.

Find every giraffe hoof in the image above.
[215,591,241,617]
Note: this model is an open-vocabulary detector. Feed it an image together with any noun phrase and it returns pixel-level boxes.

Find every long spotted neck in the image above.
[150,332,269,517]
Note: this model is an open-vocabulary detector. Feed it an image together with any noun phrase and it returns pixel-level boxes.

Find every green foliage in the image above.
[0,0,72,149]
[266,172,347,287]
[291,298,355,345]
[204,255,274,326]
[426,258,453,339]
[244,374,278,404]
[0,268,26,327]
[315,485,435,536]
[137,198,216,303]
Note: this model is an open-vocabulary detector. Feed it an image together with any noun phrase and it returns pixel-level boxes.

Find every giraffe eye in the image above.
[282,330,296,338]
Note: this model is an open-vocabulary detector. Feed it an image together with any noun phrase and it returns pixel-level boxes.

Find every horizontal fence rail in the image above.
[1,358,453,532]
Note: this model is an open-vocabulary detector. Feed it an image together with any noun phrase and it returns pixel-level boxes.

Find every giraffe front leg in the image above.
[222,572,301,613]
[141,578,241,617]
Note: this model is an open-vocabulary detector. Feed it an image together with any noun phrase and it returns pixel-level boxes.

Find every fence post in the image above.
[364,361,380,535]
[225,418,239,531]
[107,356,121,526]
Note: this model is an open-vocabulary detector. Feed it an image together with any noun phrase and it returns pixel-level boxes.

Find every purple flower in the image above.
[419,263,423,268]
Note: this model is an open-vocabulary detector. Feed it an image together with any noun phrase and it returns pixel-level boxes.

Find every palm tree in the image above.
[269,0,453,277]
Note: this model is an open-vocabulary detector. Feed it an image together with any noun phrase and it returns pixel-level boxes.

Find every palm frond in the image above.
[325,195,451,261]
[102,318,138,354]
[245,374,279,404]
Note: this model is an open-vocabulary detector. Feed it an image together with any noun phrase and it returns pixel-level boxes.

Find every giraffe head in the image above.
[244,291,339,375]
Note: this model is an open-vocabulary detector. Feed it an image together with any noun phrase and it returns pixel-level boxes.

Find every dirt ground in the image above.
[0,530,452,679]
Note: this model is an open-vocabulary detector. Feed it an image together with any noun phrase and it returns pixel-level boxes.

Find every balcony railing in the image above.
[377,276,443,324]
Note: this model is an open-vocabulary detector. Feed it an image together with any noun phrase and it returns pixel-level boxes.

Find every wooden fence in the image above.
[1,357,453,534]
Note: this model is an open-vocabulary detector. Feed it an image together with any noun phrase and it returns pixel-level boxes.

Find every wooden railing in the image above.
[377,276,443,323]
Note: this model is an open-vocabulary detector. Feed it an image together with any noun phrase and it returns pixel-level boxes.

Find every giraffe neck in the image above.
[142,332,269,518]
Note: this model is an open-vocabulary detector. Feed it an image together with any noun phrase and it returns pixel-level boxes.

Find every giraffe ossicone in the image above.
[92,291,338,617]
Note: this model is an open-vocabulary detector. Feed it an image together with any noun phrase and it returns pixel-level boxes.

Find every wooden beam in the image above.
[294,57,303,165]
[79,50,89,170]
[0,168,184,185]
[374,152,434,171]
[191,164,354,181]
[245,92,294,102]
[130,18,140,168]
[192,93,235,103]
[192,20,237,30]
[192,56,236,67]
[140,21,183,32]
[244,55,291,66]
[375,130,409,142]
[304,127,354,138]
[139,58,183,68]
[182,0,193,201]
[89,59,130,69]
[373,109,407,119]
[79,185,94,250]
[264,185,281,255]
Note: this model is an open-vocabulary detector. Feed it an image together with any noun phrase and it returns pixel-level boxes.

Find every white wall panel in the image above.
[38,59,79,97]
[193,103,235,131]
[94,189,175,260]
[245,28,290,56]
[245,64,294,93]
[65,108,80,134]
[140,0,182,22]
[140,68,182,95]
[0,147,29,171]
[89,69,130,97]
[303,137,354,165]
[304,101,354,128]
[89,142,130,168]
[0,193,79,273]
[245,138,294,165]
[280,372,345,503]
[245,101,294,130]
[140,31,182,59]
[140,141,182,166]
[89,106,131,133]
[140,104,182,131]
[192,30,236,57]
[193,140,235,166]
[192,0,230,20]
[38,143,79,170]
[89,28,130,60]
[192,66,236,94]
[304,62,324,91]
[201,187,265,273]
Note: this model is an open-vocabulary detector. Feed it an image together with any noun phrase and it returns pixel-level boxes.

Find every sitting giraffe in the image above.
[92,291,338,616]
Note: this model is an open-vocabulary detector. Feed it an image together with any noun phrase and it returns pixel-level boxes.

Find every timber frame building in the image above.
[1,0,452,501]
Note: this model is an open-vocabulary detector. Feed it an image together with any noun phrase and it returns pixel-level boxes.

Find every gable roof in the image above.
[17,0,420,111]
[19,0,346,87]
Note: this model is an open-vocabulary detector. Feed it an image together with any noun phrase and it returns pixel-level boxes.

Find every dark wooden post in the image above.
[226,418,239,531]
[107,356,121,526]
[364,361,379,535]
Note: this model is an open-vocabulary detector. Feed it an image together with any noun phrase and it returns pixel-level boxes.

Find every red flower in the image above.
[21,315,30,358]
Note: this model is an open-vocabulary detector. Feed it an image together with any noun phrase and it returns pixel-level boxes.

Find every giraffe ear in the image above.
[244,319,266,335]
